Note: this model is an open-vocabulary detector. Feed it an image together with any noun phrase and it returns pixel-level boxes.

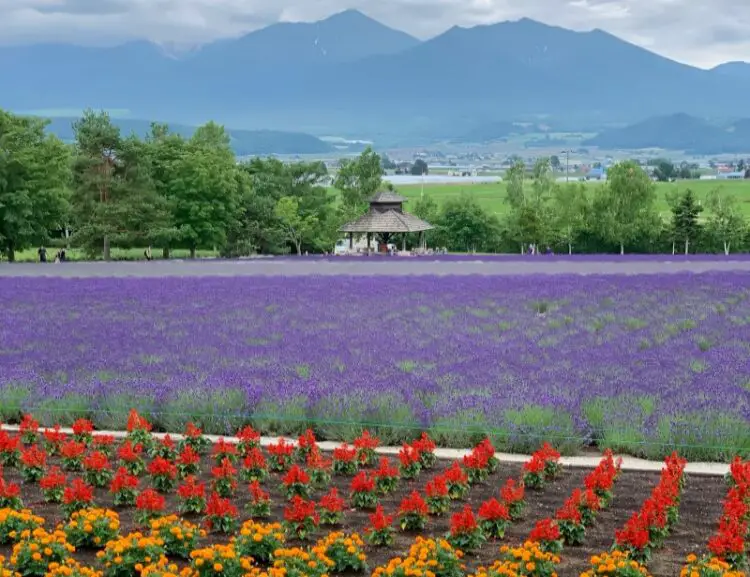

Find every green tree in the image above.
[0,110,71,261]
[553,182,589,254]
[274,196,318,255]
[334,146,383,221]
[592,160,658,254]
[705,188,746,255]
[503,158,555,251]
[170,123,239,257]
[70,109,121,259]
[652,160,676,182]
[410,159,428,176]
[437,193,499,252]
[412,194,439,247]
[667,188,702,254]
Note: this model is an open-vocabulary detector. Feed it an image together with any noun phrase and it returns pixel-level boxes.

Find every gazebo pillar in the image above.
[348,232,353,249]
[366,232,371,254]
[402,236,406,252]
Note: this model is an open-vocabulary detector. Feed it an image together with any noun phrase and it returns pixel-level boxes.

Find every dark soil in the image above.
[0,451,727,577]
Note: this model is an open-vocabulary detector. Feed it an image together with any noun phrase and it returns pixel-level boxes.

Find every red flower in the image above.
[84,451,110,471]
[354,430,380,451]
[110,467,139,493]
[297,429,317,451]
[60,441,86,460]
[0,477,20,499]
[267,439,295,457]
[398,444,421,467]
[148,457,177,478]
[444,462,469,485]
[501,478,525,503]
[93,435,116,449]
[212,439,239,459]
[72,419,94,436]
[478,498,510,521]
[411,432,436,455]
[373,457,399,479]
[243,447,267,469]
[350,471,376,493]
[178,445,201,466]
[333,444,358,463]
[43,426,67,448]
[556,491,583,523]
[185,422,203,438]
[450,505,479,536]
[282,465,310,486]
[21,444,47,468]
[136,488,165,512]
[320,488,345,512]
[63,478,94,505]
[523,454,545,474]
[40,466,66,490]
[708,516,747,557]
[425,475,449,498]
[236,426,260,446]
[369,505,394,531]
[248,480,269,503]
[284,496,319,524]
[398,491,428,516]
[126,409,152,432]
[529,518,561,542]
[19,414,39,435]
[177,476,206,499]
[615,513,650,550]
[118,441,143,462]
[212,458,238,479]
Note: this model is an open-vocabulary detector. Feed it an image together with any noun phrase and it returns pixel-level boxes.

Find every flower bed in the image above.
[0,414,740,577]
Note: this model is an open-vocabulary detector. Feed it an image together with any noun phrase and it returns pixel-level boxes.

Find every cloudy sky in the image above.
[0,0,747,69]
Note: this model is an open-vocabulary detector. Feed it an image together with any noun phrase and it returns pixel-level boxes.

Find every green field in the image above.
[394,179,750,219]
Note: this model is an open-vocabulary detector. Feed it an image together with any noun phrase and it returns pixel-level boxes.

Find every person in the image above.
[38,246,47,263]
[59,248,66,262]
[144,246,152,261]
[545,246,553,255]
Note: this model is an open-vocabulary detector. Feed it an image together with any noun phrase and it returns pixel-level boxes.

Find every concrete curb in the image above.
[0,424,730,477]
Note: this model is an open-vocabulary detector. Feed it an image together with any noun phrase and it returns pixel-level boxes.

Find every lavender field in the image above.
[1,273,749,460]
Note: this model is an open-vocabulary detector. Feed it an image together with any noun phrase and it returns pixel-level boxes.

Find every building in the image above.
[339,191,434,252]
[717,171,745,180]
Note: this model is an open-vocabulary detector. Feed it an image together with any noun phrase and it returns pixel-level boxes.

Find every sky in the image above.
[0,0,748,69]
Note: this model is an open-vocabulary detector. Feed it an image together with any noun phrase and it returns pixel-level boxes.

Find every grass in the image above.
[9,247,218,263]
[391,179,750,219]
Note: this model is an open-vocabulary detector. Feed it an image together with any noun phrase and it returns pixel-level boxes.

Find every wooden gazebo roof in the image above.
[339,190,434,234]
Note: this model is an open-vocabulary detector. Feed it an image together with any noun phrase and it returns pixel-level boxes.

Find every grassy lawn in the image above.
[10,247,219,263]
[393,179,750,219]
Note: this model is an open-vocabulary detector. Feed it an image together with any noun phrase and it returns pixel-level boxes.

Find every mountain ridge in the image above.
[1,13,749,138]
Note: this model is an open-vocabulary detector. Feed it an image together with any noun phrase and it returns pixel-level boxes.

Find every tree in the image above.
[553,182,589,254]
[410,159,428,176]
[0,110,71,261]
[652,160,676,182]
[70,109,122,259]
[169,123,239,258]
[503,159,555,252]
[550,155,560,170]
[274,196,318,255]
[705,188,746,255]
[437,193,499,252]
[412,194,439,246]
[592,160,658,254]
[334,146,383,221]
[667,189,702,254]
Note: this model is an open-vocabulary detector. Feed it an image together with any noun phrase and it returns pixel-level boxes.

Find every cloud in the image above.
[0,0,748,67]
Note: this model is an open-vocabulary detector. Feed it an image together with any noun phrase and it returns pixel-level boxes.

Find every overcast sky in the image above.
[0,0,747,69]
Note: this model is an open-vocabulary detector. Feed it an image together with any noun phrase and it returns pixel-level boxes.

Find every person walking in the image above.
[144,246,152,261]
[38,246,47,263]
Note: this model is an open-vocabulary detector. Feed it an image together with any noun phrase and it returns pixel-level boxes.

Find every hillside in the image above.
[583,114,750,154]
[712,61,750,78]
[44,117,334,155]
[2,14,750,138]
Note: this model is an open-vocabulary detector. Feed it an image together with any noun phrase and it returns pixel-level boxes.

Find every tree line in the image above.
[1,108,749,260]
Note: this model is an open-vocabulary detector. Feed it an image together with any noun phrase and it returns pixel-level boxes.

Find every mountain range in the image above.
[2,10,750,139]
[583,114,750,154]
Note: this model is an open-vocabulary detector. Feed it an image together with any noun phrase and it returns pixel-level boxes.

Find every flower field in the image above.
[1,273,749,460]
[0,413,748,577]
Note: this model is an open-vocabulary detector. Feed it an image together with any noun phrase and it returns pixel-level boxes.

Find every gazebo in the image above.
[339,191,434,252]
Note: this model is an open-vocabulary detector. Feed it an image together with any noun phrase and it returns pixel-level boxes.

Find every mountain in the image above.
[43,117,334,155]
[3,14,750,138]
[583,113,750,154]
[712,61,750,78]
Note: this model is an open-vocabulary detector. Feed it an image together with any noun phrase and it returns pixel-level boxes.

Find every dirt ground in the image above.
[0,452,728,577]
